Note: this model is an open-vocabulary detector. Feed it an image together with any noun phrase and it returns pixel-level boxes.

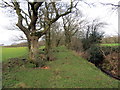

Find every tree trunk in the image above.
[45,28,51,61]
[65,31,71,49]
[27,36,43,67]
[56,39,61,47]
[67,37,71,49]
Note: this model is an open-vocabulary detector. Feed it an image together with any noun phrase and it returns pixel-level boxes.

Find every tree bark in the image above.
[27,36,40,65]
[56,39,61,47]
[65,30,71,49]
[45,27,51,61]
[27,34,46,67]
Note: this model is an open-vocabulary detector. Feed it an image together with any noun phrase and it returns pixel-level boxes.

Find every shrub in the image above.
[82,30,104,51]
[88,45,104,66]
[82,39,91,51]
[98,46,119,77]
[100,46,119,54]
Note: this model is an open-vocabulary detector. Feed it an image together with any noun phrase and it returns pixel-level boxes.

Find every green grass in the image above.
[39,46,45,49]
[1,46,45,62]
[1,47,28,62]
[100,43,120,46]
[3,46,119,88]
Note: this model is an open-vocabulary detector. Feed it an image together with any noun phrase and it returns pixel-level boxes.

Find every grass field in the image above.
[2,46,119,88]
[1,46,45,62]
[1,47,28,62]
[100,43,120,46]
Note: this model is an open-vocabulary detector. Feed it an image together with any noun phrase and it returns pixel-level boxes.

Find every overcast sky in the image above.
[0,0,119,45]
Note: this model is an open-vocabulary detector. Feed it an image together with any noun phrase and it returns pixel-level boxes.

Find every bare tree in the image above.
[1,0,78,67]
[50,22,64,47]
[62,13,84,49]
[82,19,107,50]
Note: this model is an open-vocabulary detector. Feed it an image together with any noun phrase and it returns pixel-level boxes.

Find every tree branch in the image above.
[13,1,30,36]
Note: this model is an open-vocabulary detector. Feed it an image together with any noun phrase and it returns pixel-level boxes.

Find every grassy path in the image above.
[3,46,119,88]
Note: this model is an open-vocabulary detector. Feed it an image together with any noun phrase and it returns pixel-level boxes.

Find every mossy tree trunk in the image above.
[45,26,51,61]
[65,30,72,49]
[28,36,39,62]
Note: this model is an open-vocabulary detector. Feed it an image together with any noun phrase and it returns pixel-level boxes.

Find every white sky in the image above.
[80,0,119,36]
[0,0,119,45]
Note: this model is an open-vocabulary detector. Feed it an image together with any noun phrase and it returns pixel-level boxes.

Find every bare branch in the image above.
[1,0,14,8]
[100,2,120,7]
[12,1,30,36]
